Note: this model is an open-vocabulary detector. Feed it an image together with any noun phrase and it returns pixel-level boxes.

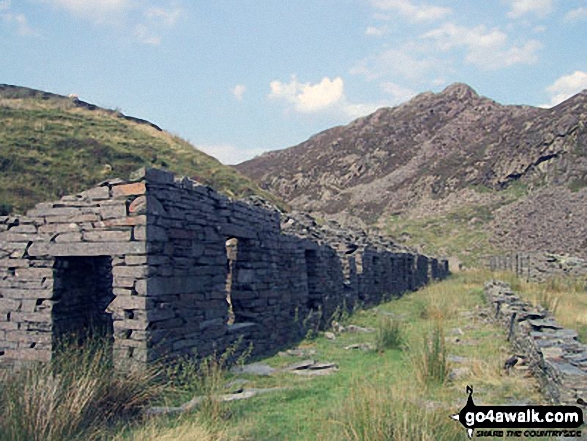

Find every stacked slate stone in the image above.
[0,168,449,369]
[485,280,587,405]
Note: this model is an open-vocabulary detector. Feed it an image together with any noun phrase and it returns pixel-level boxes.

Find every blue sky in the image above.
[1,0,587,164]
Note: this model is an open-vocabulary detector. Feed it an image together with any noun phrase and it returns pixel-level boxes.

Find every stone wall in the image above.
[488,252,587,282]
[485,280,587,405]
[0,168,449,368]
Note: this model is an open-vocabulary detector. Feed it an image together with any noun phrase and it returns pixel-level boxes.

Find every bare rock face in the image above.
[236,83,587,258]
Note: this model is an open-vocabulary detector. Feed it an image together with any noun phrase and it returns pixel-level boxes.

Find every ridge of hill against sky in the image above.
[1,0,587,164]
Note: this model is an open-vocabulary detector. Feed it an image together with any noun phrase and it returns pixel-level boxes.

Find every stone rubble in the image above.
[485,280,587,405]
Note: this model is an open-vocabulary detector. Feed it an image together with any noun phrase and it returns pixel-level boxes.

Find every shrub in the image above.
[327,379,462,441]
[162,339,251,424]
[409,321,448,387]
[375,316,403,351]
[0,336,163,441]
[0,202,12,215]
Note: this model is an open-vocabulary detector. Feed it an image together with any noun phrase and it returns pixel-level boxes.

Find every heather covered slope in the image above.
[0,84,283,214]
[237,84,587,263]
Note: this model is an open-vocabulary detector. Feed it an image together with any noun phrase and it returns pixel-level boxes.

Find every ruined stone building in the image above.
[0,168,448,368]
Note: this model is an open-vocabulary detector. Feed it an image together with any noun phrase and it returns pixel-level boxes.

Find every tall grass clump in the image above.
[115,416,227,441]
[375,316,403,351]
[409,321,448,387]
[326,379,462,441]
[163,340,251,424]
[417,282,461,321]
[0,336,163,441]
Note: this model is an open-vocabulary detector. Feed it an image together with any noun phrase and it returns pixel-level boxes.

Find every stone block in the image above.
[54,232,83,242]
[113,265,149,278]
[99,204,127,219]
[113,318,149,331]
[80,186,111,200]
[14,267,53,280]
[112,182,147,197]
[125,255,147,265]
[3,232,42,242]
[28,241,147,257]
[6,330,51,344]
[83,229,132,243]
[109,296,146,311]
[113,276,136,288]
[4,348,51,362]
[0,298,21,311]
[11,309,52,321]
[8,224,37,234]
[100,215,147,227]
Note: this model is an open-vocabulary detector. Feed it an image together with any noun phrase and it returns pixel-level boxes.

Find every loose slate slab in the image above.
[230,363,276,376]
[528,319,563,330]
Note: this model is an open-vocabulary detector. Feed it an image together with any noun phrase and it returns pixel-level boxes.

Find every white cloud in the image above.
[342,102,385,119]
[380,82,417,103]
[506,0,553,18]
[542,71,587,107]
[350,46,438,81]
[232,84,246,101]
[135,5,182,45]
[0,1,38,36]
[269,75,345,113]
[369,0,451,22]
[42,0,182,44]
[144,6,181,26]
[565,7,587,21]
[268,75,389,120]
[42,0,131,22]
[196,143,266,165]
[365,25,386,36]
[422,23,542,70]
[134,23,160,45]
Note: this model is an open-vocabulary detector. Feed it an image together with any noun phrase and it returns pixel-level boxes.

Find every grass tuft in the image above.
[0,336,162,441]
[326,379,462,441]
[409,321,448,387]
[375,316,403,351]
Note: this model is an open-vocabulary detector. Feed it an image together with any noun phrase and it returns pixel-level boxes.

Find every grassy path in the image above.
[124,271,549,441]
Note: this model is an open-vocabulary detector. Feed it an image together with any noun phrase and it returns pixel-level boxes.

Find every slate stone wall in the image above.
[0,168,449,368]
[488,252,587,282]
[485,280,587,405]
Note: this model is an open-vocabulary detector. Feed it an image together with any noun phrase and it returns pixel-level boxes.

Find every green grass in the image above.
[118,271,548,441]
[494,271,587,342]
[375,316,403,351]
[0,89,284,214]
[2,273,553,441]
[382,182,534,267]
[0,336,164,441]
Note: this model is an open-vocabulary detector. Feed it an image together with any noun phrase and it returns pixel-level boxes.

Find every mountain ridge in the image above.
[236,83,587,263]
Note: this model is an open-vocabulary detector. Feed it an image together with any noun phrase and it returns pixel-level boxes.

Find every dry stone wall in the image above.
[0,168,449,368]
[489,252,587,282]
[485,280,587,405]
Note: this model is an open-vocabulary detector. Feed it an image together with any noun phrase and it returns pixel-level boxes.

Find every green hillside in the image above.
[0,84,283,215]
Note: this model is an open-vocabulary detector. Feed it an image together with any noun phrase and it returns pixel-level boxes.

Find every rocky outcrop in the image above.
[236,84,587,259]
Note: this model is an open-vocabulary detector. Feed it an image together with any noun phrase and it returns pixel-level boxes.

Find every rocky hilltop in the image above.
[236,84,587,263]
